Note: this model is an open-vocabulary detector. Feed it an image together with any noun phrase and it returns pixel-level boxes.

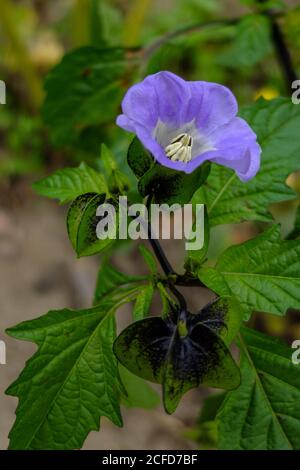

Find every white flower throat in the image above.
[154,119,215,162]
[165,133,193,163]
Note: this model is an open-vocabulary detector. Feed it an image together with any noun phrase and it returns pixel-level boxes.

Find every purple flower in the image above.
[116,71,261,182]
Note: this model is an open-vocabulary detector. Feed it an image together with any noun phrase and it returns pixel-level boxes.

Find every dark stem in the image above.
[259,0,297,90]
[175,274,206,287]
[270,20,297,89]
[146,196,187,312]
[145,196,175,277]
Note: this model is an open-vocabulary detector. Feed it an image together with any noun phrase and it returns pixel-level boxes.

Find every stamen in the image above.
[165,133,193,163]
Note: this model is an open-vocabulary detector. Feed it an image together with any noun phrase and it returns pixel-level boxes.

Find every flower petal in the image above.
[115,114,136,133]
[133,124,167,165]
[151,71,192,127]
[209,116,257,148]
[190,81,238,135]
[212,143,261,182]
[208,117,261,181]
[118,71,193,130]
[184,117,261,181]
[119,78,159,130]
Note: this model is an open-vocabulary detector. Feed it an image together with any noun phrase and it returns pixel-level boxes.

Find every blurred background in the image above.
[1,0,300,450]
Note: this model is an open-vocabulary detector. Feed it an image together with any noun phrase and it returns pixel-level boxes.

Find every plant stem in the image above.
[208,173,236,214]
[259,0,297,90]
[71,0,91,47]
[270,20,297,89]
[145,197,175,277]
[175,274,206,287]
[146,196,187,312]
[123,0,151,47]
[0,0,43,111]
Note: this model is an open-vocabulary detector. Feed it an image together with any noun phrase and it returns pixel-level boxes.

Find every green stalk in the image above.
[123,0,151,47]
[0,0,43,111]
[71,0,91,47]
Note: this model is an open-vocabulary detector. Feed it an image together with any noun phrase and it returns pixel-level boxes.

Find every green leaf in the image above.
[139,161,211,205]
[67,192,115,257]
[219,15,272,67]
[114,301,240,414]
[139,245,158,274]
[43,47,126,146]
[240,0,284,10]
[157,282,175,317]
[218,327,300,450]
[119,365,159,409]
[33,163,108,204]
[101,143,118,174]
[194,98,300,225]
[185,205,209,273]
[101,144,130,194]
[127,137,153,178]
[90,0,106,46]
[187,392,226,449]
[199,392,226,424]
[199,225,300,318]
[6,299,124,450]
[127,137,210,204]
[133,283,154,321]
[287,205,300,240]
[284,6,300,49]
[93,261,146,304]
